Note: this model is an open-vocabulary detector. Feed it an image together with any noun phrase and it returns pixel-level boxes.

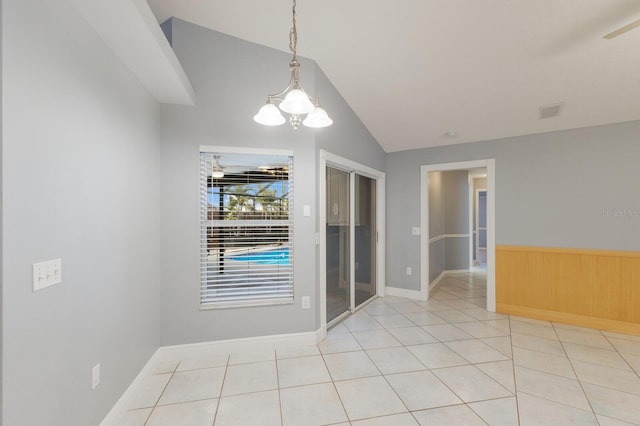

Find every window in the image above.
[200,150,294,307]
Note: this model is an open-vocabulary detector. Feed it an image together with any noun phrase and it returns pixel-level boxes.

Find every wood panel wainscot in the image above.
[496,245,640,336]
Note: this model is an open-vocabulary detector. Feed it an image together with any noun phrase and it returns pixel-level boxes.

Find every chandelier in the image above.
[253,0,333,130]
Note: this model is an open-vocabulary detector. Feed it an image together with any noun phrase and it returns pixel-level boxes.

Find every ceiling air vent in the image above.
[539,102,563,119]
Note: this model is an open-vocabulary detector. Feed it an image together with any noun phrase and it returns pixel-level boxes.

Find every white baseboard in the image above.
[429,269,471,291]
[101,328,323,426]
[384,286,423,301]
[429,271,446,290]
[156,329,321,360]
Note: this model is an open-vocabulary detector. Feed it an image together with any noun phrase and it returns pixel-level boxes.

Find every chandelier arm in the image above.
[269,81,318,106]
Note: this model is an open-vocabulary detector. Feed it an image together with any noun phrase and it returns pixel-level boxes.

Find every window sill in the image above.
[200,299,295,310]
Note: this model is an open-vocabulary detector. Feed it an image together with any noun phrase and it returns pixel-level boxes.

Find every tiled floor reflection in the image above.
[118,270,640,425]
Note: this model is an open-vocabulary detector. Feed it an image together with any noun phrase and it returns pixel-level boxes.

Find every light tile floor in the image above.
[118,270,640,425]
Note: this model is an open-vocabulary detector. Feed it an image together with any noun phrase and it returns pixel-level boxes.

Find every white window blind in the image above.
[200,151,294,307]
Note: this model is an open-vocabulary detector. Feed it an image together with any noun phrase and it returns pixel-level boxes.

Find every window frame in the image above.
[199,146,295,309]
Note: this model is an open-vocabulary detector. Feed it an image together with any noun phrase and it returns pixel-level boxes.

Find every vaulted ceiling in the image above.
[146,0,640,152]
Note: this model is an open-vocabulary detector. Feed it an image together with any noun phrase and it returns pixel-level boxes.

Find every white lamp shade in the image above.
[254,103,286,126]
[303,106,333,128]
[279,89,315,114]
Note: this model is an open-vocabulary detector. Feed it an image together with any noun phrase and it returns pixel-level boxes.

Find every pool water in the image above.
[229,248,290,265]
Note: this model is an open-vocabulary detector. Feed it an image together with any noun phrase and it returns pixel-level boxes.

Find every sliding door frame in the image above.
[319,150,386,335]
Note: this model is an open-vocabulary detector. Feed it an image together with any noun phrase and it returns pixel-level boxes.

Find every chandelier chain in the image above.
[289,0,298,57]
[253,0,332,128]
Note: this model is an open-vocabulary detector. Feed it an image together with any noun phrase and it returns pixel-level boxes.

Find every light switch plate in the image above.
[32,258,62,291]
[412,227,421,235]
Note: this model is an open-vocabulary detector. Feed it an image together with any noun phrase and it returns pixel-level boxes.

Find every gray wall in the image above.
[443,171,469,233]
[2,1,161,424]
[442,171,470,270]
[158,19,385,345]
[426,171,469,283]
[387,120,640,291]
[314,66,386,170]
[385,147,419,289]
[428,172,445,282]
[428,172,444,238]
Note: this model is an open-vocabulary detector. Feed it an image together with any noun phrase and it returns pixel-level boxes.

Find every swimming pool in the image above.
[229,248,290,265]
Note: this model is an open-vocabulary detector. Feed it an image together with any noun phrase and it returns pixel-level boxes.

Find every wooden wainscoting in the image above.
[496,245,640,335]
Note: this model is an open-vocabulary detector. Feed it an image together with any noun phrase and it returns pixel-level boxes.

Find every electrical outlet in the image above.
[302,296,310,309]
[32,258,62,291]
[91,363,100,390]
[412,227,421,235]
[406,267,412,276]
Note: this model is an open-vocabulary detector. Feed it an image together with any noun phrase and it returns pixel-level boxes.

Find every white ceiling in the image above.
[145,0,640,153]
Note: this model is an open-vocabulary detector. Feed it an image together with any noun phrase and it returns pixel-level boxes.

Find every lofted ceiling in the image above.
[146,0,640,152]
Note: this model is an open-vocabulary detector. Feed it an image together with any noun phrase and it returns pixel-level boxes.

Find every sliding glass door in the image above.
[355,174,376,307]
[326,167,377,324]
[326,167,351,323]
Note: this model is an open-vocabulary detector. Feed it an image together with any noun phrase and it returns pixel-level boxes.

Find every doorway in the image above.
[420,160,496,312]
[320,151,385,331]
[475,189,488,265]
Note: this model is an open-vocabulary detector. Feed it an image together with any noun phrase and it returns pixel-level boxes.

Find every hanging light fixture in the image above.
[253,0,332,130]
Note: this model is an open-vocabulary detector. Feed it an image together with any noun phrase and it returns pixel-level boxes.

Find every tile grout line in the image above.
[551,322,598,420]
[566,327,640,424]
[544,321,598,422]
[143,361,180,426]
[429,285,514,424]
[319,329,355,424]
[356,323,417,422]
[431,275,516,424]
[507,316,523,426]
[209,353,229,426]
[374,277,513,424]
[601,331,640,380]
[273,348,285,426]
